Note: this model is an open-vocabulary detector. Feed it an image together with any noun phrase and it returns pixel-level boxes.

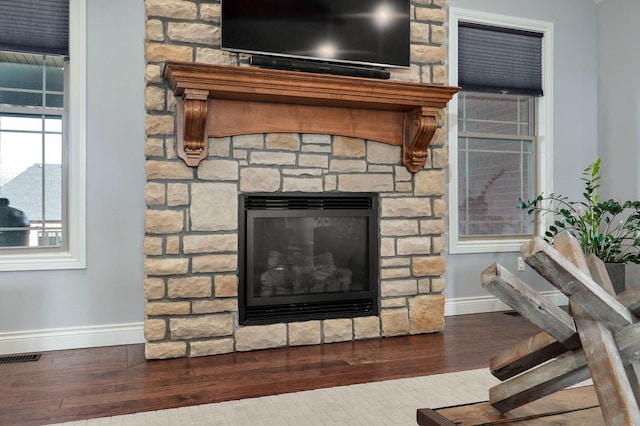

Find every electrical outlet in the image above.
[517,256,525,271]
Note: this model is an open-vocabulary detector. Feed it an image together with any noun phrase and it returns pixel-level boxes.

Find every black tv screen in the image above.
[221,0,411,69]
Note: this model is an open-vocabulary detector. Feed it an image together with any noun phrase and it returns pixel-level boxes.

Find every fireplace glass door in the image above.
[239,194,379,324]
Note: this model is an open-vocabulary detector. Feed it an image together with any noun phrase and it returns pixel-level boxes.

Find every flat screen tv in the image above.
[221,0,411,70]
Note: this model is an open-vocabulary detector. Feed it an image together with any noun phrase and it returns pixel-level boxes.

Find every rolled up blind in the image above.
[458,22,543,96]
[0,0,69,56]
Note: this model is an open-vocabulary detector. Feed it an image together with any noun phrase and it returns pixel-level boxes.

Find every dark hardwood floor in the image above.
[0,312,540,425]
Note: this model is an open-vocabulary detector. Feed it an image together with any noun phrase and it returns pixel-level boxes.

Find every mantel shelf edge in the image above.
[163,62,459,172]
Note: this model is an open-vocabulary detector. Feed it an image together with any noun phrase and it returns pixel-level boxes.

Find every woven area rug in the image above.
[47,368,506,425]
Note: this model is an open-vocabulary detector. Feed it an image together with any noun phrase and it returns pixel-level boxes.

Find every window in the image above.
[457,91,535,237]
[0,54,65,248]
[0,0,86,270]
[448,9,553,253]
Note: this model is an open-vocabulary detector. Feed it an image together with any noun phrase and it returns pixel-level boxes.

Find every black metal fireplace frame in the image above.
[238,193,379,325]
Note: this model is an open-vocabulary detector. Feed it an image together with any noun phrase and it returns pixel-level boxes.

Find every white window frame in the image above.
[0,0,86,271]
[447,8,554,254]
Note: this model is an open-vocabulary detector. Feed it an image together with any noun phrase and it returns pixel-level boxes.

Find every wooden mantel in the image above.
[163,61,459,172]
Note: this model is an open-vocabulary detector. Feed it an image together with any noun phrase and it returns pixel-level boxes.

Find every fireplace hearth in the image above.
[239,193,379,325]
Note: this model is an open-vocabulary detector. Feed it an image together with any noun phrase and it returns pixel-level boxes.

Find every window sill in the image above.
[0,249,86,271]
[449,238,530,254]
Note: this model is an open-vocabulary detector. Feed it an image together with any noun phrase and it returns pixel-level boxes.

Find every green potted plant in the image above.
[518,157,640,293]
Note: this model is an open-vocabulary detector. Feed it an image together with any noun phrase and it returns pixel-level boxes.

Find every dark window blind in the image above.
[0,0,69,56]
[458,22,542,96]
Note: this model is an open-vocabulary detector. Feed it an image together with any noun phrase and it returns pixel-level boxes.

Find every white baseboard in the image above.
[444,291,568,316]
[0,322,144,355]
[0,292,568,355]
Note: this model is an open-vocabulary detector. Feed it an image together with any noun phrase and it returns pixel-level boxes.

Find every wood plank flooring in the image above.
[0,312,541,425]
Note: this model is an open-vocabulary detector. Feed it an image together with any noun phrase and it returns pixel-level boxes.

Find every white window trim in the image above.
[447,8,554,254]
[0,0,86,271]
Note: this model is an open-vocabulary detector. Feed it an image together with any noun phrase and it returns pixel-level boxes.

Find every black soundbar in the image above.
[250,55,391,80]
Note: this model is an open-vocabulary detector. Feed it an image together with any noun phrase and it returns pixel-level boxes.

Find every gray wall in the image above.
[0,0,146,346]
[597,0,640,201]
[596,0,640,287]
[445,0,599,304]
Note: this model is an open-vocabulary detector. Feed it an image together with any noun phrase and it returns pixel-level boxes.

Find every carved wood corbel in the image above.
[177,89,209,167]
[402,107,439,173]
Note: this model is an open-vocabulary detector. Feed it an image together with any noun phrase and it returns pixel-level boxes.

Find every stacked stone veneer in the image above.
[143,0,449,359]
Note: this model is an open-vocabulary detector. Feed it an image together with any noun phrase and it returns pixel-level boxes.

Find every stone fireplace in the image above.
[143,0,454,359]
